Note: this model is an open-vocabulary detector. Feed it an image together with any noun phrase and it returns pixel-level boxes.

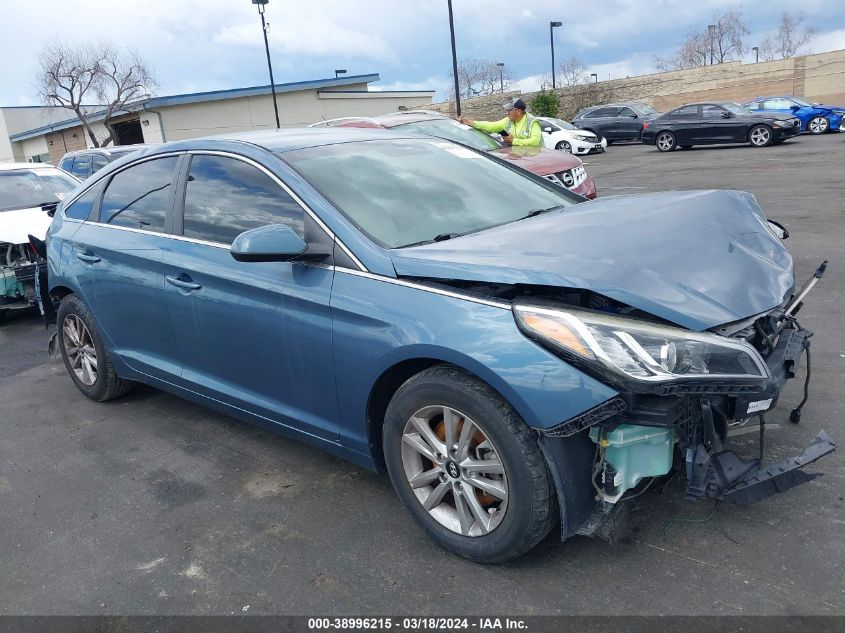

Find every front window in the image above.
[0,168,79,212]
[392,119,502,151]
[182,154,305,245]
[99,156,178,232]
[722,103,753,116]
[284,139,577,249]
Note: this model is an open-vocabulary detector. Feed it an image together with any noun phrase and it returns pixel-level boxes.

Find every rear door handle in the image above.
[166,275,202,291]
[76,252,101,263]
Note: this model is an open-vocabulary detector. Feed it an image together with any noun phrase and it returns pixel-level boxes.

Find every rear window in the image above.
[99,157,178,232]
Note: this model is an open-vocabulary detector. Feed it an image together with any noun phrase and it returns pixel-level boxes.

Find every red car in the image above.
[310,112,597,199]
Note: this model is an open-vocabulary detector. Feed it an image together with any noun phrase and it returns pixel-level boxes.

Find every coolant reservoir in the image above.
[589,424,675,502]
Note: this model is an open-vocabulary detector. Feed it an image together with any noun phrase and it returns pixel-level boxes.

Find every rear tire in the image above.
[749,124,773,147]
[383,365,557,563]
[57,295,132,402]
[656,131,676,152]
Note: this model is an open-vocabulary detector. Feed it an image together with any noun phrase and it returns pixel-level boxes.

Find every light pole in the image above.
[496,62,504,93]
[252,0,280,129]
[590,73,598,83]
[708,24,716,65]
[550,21,562,89]
[447,0,461,116]
[752,46,759,63]
[334,69,347,79]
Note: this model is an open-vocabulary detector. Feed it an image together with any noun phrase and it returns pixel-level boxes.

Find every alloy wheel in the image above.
[809,117,829,134]
[62,314,98,386]
[656,133,675,151]
[557,141,572,153]
[400,405,508,537]
[750,126,771,146]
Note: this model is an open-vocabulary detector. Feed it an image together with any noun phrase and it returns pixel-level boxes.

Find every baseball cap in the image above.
[504,98,527,111]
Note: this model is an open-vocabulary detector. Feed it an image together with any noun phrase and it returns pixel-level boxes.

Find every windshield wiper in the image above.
[519,204,568,220]
[399,232,463,248]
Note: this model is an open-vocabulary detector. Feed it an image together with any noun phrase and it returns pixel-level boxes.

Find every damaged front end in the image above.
[511,262,837,540]
[0,240,41,315]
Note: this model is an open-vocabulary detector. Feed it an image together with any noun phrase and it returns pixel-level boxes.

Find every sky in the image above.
[1,0,845,106]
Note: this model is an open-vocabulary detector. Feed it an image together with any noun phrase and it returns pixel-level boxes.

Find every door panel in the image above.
[70,155,182,379]
[164,152,340,439]
[164,244,339,439]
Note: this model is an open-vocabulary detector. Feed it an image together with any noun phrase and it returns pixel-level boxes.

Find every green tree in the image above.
[530,90,560,118]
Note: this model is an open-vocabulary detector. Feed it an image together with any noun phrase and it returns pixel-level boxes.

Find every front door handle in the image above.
[76,252,101,263]
[166,275,202,291]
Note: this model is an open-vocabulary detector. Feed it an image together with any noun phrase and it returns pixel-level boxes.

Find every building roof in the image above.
[9,73,398,142]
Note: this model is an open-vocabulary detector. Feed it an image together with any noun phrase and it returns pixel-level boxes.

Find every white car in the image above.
[536,116,607,155]
[1,163,79,316]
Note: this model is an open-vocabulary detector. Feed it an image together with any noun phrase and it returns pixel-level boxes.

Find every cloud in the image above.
[215,20,395,61]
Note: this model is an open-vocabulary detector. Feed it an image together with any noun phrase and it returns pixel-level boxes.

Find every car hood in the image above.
[741,112,797,122]
[0,206,52,244]
[489,145,581,175]
[389,190,794,332]
[811,103,845,112]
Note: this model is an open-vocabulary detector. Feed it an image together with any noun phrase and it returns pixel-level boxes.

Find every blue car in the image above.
[743,95,845,134]
[43,129,835,562]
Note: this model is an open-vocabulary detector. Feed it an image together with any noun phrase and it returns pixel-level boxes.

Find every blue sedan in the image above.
[42,129,835,562]
[743,95,845,134]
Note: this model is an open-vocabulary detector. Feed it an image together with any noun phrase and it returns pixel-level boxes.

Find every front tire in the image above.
[57,295,132,402]
[656,131,676,152]
[555,140,572,153]
[749,124,773,147]
[383,365,557,563]
[808,116,829,134]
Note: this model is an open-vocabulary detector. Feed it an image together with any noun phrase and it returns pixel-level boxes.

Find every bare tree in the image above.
[758,13,815,61]
[37,40,157,147]
[557,56,589,88]
[450,57,515,99]
[654,8,749,70]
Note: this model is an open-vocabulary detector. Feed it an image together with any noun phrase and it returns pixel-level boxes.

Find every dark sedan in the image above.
[641,102,801,151]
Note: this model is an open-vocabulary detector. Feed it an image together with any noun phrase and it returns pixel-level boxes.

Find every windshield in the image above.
[392,119,502,151]
[790,97,812,107]
[723,103,754,116]
[0,168,78,212]
[284,139,576,249]
[548,118,578,130]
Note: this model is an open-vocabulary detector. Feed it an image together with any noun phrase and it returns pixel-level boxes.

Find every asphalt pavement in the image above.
[1,134,843,615]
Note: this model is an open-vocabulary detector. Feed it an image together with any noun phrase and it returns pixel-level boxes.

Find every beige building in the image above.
[2,74,434,164]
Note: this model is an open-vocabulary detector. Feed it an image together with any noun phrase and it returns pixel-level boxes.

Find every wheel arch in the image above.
[365,354,537,473]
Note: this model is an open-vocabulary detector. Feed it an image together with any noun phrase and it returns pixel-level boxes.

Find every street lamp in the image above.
[447,0,461,116]
[496,62,505,93]
[334,69,347,78]
[590,73,598,83]
[550,21,562,89]
[708,24,716,65]
[752,46,759,63]
[251,0,280,129]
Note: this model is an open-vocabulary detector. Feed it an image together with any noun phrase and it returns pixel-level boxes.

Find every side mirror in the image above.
[790,104,800,111]
[767,219,789,240]
[230,223,307,262]
[721,111,733,118]
[543,126,553,133]
[629,113,638,118]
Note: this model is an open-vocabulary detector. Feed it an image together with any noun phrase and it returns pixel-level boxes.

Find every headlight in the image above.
[575,134,595,141]
[513,305,770,392]
[773,120,790,127]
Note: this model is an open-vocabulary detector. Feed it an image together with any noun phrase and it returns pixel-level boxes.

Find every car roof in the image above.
[137,127,425,157]
[60,145,150,158]
[0,162,62,172]
[314,111,452,129]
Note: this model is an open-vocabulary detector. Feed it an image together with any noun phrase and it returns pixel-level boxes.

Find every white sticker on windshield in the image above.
[431,141,482,159]
[448,120,472,130]
[54,192,66,200]
[747,398,773,414]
